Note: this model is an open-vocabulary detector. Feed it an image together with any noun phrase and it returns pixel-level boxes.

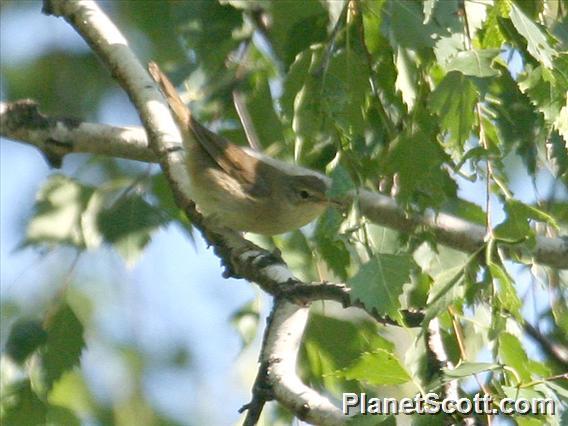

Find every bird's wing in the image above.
[148,61,268,196]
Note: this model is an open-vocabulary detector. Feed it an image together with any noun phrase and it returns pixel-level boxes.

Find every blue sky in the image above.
[1,3,259,424]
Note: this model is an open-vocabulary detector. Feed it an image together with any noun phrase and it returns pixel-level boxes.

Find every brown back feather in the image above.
[148,61,266,195]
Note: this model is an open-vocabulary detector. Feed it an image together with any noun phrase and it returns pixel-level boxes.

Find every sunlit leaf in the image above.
[25,175,93,248]
[493,199,557,244]
[301,313,394,395]
[348,254,414,322]
[48,370,94,419]
[442,362,500,378]
[423,263,468,324]
[429,71,478,150]
[338,349,411,385]
[509,3,555,68]
[489,262,521,319]
[446,49,500,77]
[499,332,532,382]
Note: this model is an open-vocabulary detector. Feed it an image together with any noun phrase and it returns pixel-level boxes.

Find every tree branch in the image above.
[3,100,567,270]
[523,321,568,371]
[39,1,351,424]
[253,300,346,426]
[2,2,564,425]
[0,100,157,165]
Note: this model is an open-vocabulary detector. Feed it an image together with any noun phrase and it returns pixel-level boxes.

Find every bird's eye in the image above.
[299,189,310,199]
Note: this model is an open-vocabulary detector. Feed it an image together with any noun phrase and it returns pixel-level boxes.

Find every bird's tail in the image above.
[148,61,191,130]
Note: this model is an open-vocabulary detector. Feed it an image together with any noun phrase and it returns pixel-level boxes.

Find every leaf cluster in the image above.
[2,1,567,425]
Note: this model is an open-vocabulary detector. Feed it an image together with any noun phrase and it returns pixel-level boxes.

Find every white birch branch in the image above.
[2,100,567,269]
[40,1,343,424]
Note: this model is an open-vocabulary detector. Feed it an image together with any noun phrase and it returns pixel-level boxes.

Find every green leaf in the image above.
[5,319,47,364]
[301,313,394,394]
[383,122,456,207]
[368,225,403,255]
[493,199,556,243]
[515,201,558,228]
[387,0,436,48]
[429,71,478,150]
[486,63,541,174]
[548,201,568,225]
[338,349,411,385]
[555,101,568,143]
[270,0,329,68]
[544,380,568,404]
[2,380,47,426]
[42,304,85,390]
[442,362,500,378]
[513,416,549,426]
[509,3,556,69]
[489,262,522,319]
[48,371,94,420]
[413,243,470,279]
[175,1,244,73]
[395,46,419,109]
[499,332,532,382]
[547,131,568,180]
[4,52,110,118]
[361,0,386,55]
[281,48,313,120]
[315,235,350,281]
[492,202,523,242]
[480,2,507,48]
[25,175,94,248]
[241,57,285,149]
[441,198,486,226]
[115,2,187,64]
[275,230,318,281]
[322,49,369,136]
[411,413,449,426]
[423,264,467,324]
[96,194,169,266]
[518,64,566,127]
[501,385,546,403]
[292,64,325,144]
[47,405,81,426]
[327,164,356,200]
[348,254,414,322]
[230,300,260,350]
[314,208,350,279]
[446,49,501,77]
